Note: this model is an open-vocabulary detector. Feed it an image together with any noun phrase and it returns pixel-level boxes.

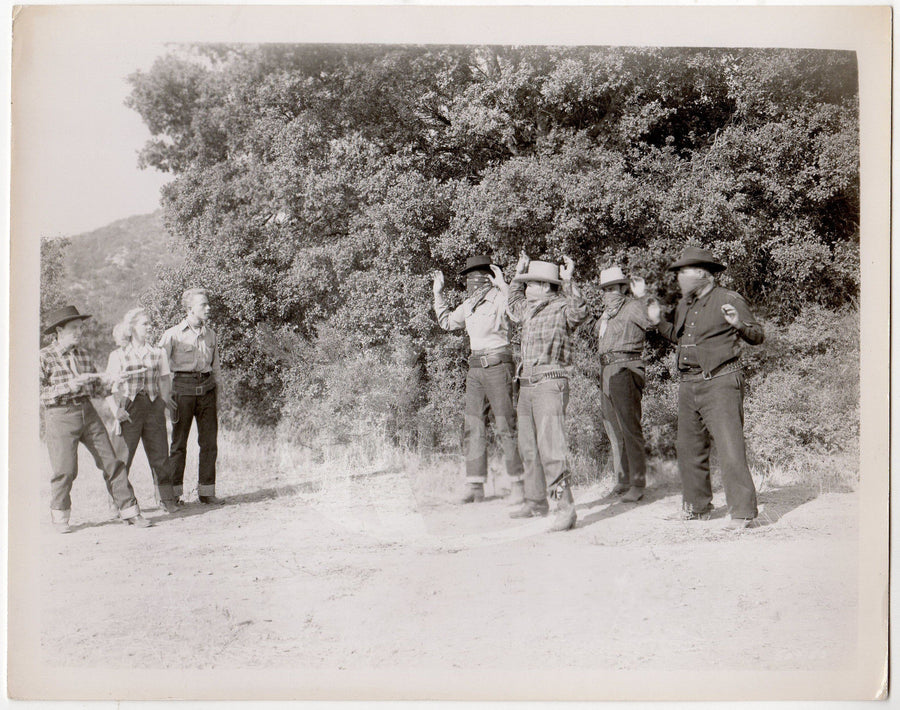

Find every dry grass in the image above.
[150,422,858,507]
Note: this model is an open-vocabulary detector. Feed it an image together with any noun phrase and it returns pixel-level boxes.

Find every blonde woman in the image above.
[106,308,179,513]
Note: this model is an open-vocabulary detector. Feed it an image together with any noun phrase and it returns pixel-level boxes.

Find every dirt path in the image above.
[36,444,858,680]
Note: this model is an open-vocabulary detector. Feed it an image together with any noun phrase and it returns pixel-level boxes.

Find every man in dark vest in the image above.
[654,247,765,529]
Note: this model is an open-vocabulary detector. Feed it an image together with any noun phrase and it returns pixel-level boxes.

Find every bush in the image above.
[744,306,859,482]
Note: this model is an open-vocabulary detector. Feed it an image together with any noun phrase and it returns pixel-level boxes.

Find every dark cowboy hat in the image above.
[42,305,92,335]
[458,255,494,276]
[668,246,726,273]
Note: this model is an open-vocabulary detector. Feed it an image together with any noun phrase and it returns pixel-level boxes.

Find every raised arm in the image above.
[559,256,588,329]
[433,270,466,331]
[721,295,765,345]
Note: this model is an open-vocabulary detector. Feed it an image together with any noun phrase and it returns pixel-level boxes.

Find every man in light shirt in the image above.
[159,288,222,505]
[434,255,525,505]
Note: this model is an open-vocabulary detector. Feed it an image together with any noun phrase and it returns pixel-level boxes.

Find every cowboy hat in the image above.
[42,305,92,335]
[513,260,563,285]
[599,266,630,288]
[667,246,726,273]
[458,255,494,276]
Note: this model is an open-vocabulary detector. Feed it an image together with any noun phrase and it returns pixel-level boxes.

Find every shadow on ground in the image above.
[754,484,820,527]
[574,484,681,528]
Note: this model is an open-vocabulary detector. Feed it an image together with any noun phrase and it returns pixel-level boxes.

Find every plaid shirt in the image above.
[596,297,654,355]
[40,342,108,407]
[106,343,170,403]
[508,280,588,374]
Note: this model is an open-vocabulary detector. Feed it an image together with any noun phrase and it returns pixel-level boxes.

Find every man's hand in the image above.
[647,299,662,325]
[162,395,177,412]
[432,270,444,296]
[487,264,508,293]
[114,406,131,423]
[721,304,741,327]
[515,251,530,275]
[559,255,575,281]
[630,276,646,298]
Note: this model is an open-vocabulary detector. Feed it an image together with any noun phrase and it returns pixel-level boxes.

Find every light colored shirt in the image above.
[158,319,218,374]
[434,287,511,352]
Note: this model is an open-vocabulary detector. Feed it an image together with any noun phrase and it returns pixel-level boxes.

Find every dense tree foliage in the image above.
[127,45,859,447]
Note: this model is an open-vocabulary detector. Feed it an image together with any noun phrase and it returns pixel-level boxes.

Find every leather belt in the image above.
[600,351,642,366]
[468,352,514,369]
[46,395,90,408]
[173,372,216,396]
[679,359,742,382]
[518,370,568,387]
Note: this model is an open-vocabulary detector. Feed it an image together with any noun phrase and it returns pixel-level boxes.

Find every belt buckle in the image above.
[195,385,204,396]
[480,355,490,368]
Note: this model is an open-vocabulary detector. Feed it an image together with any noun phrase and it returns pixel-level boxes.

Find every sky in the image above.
[12,11,172,239]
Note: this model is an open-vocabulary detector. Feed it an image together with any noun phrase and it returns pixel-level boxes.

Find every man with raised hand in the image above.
[654,246,765,529]
[594,265,659,503]
[506,253,588,532]
[434,255,525,505]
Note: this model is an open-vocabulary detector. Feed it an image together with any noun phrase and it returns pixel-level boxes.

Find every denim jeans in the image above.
[119,392,175,502]
[517,378,569,504]
[167,386,218,497]
[677,371,758,519]
[44,400,139,519]
[464,362,524,484]
[601,365,647,488]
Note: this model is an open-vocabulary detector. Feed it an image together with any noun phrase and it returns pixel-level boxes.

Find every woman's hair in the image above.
[115,307,147,344]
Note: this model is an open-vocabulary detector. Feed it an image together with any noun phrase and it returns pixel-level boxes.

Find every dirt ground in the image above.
[35,437,859,682]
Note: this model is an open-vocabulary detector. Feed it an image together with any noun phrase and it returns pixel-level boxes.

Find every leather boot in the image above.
[506,480,525,506]
[549,486,577,532]
[509,499,550,518]
[622,486,644,503]
[458,483,485,504]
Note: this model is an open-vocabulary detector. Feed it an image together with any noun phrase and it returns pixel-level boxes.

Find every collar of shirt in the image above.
[180,319,206,338]
[126,342,153,359]
[686,284,716,309]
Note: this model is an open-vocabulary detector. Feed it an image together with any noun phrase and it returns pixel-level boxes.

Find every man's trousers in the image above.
[44,400,140,521]
[677,371,758,519]
[517,377,570,504]
[601,365,647,489]
[167,386,218,498]
[464,362,524,484]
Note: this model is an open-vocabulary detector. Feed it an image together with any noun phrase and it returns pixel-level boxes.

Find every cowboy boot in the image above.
[458,482,485,504]
[622,486,645,503]
[549,485,577,532]
[506,480,525,506]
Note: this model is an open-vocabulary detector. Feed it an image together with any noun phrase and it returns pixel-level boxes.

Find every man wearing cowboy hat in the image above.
[595,265,661,503]
[40,306,153,532]
[434,255,525,504]
[653,246,765,529]
[506,252,588,532]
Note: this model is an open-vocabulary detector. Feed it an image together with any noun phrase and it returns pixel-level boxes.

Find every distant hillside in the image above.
[63,210,184,327]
